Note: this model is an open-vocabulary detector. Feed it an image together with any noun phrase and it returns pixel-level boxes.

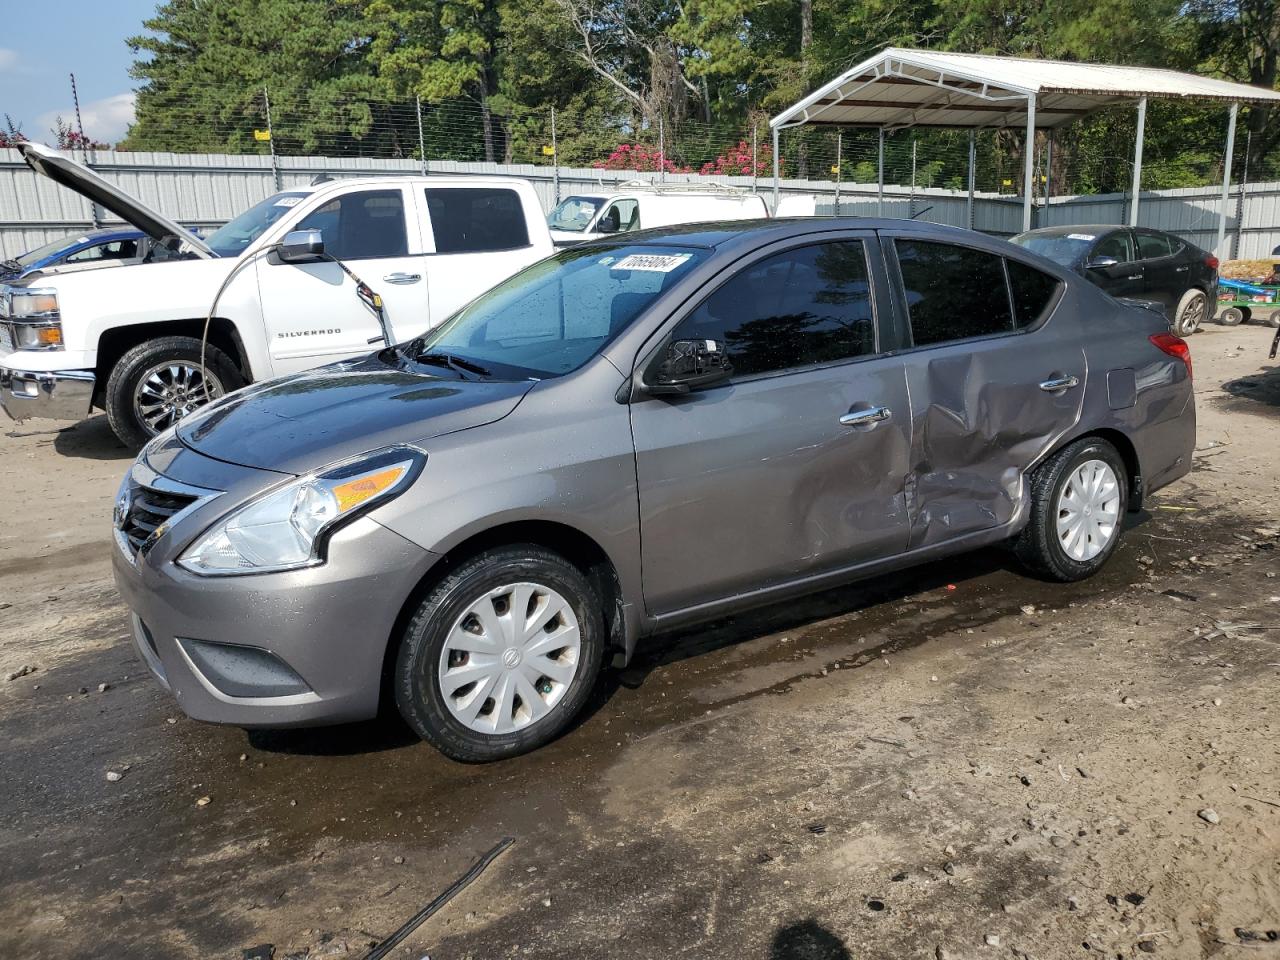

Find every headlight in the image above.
[2,286,62,350]
[178,446,424,575]
[13,321,63,349]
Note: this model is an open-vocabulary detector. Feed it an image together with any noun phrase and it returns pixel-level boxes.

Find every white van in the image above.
[547,181,769,245]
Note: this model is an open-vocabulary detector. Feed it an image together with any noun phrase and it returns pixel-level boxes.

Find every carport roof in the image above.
[771,47,1280,131]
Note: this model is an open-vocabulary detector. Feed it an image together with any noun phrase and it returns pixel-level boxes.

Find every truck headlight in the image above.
[178,446,425,575]
[2,287,63,350]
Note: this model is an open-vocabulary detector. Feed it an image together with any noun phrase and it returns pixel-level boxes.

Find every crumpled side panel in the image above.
[904,342,1086,549]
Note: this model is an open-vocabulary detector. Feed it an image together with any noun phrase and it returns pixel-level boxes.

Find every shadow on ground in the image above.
[770,920,853,960]
[1222,362,1280,416]
[50,416,132,461]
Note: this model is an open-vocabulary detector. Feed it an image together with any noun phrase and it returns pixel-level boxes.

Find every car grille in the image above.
[122,487,198,556]
[0,321,13,353]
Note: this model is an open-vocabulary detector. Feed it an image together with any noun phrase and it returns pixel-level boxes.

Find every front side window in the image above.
[896,240,1012,347]
[599,199,640,233]
[669,241,874,379]
[1093,231,1134,263]
[205,191,310,258]
[1136,232,1174,260]
[296,189,408,261]
[418,244,706,379]
[425,188,530,253]
[65,239,139,263]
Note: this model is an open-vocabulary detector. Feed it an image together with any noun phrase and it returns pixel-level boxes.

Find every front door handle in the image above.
[840,406,892,427]
[383,272,421,284]
[1126,274,1142,281]
[1039,375,1080,392]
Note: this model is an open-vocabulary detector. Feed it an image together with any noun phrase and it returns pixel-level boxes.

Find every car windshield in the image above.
[1010,232,1096,267]
[414,244,707,379]
[15,234,82,267]
[547,196,606,232]
[204,191,310,257]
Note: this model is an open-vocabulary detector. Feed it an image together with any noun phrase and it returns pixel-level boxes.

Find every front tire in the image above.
[1013,437,1128,582]
[104,336,243,448]
[1171,288,1207,336]
[394,545,605,762]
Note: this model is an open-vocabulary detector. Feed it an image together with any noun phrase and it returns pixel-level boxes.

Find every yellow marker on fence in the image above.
[254,129,271,142]
[542,145,555,156]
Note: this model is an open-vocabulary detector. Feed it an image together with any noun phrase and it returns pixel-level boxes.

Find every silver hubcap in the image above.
[133,361,224,434]
[438,582,582,735]
[1056,459,1120,562]
[1179,293,1205,332]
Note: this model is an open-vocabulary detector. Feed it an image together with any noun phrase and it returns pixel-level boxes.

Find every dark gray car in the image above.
[112,218,1196,761]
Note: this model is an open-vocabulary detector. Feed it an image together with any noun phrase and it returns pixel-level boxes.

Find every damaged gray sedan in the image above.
[112,218,1195,762]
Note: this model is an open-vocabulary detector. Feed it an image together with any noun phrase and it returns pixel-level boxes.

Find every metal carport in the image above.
[770,47,1280,252]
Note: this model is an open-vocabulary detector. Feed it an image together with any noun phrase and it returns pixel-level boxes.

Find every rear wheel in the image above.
[1014,437,1128,582]
[1265,310,1280,329]
[394,545,605,762]
[1171,288,1207,336]
[104,336,244,448]
[1219,306,1246,326]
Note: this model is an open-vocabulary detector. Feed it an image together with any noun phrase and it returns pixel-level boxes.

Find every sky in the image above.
[0,0,159,145]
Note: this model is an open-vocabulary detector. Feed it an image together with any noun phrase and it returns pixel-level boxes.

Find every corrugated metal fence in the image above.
[1,147,1274,260]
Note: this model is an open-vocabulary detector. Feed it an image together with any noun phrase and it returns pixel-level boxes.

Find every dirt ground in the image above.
[1,322,1278,960]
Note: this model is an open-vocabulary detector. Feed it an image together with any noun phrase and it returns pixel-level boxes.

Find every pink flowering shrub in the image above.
[594,142,691,173]
[699,139,780,177]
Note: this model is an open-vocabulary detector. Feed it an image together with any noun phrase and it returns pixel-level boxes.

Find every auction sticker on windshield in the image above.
[611,253,692,273]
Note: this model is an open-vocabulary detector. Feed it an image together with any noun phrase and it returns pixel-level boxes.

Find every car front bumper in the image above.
[111,448,442,728]
[0,365,94,422]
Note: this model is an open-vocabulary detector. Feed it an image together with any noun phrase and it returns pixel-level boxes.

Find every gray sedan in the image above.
[112,218,1196,761]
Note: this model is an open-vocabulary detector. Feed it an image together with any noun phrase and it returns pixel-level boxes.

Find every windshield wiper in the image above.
[414,351,492,379]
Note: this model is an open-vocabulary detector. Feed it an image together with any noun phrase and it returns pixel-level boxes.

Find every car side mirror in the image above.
[278,229,325,263]
[645,339,732,395]
[1085,255,1118,270]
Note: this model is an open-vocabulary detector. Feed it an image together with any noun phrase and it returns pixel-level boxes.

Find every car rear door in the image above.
[1136,230,1181,315]
[630,232,913,616]
[885,233,1085,550]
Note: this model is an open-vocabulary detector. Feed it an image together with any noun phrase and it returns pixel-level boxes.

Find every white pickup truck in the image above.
[0,143,553,446]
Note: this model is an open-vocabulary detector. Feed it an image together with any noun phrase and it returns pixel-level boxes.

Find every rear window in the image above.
[1007,259,1062,328]
[425,188,530,254]
[896,240,1013,346]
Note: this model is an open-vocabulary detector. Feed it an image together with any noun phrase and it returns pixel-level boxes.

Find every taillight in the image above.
[1150,332,1192,380]
[1204,255,1219,271]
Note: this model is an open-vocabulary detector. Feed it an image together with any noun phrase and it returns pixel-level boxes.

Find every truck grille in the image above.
[122,487,198,556]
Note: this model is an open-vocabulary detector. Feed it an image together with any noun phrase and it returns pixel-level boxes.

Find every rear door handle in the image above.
[1126,274,1142,281]
[1174,265,1189,272]
[840,406,892,427]
[1039,375,1080,392]
[383,272,421,284]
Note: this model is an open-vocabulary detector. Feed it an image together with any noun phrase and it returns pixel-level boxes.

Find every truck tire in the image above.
[394,544,605,762]
[105,336,244,449]
[1013,437,1128,583]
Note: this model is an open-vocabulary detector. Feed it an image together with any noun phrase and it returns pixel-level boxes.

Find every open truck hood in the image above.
[18,142,216,260]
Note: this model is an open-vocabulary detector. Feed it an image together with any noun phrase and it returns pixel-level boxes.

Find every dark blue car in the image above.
[1,227,154,281]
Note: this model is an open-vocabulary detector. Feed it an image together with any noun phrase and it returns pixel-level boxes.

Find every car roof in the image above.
[75,226,148,242]
[1016,224,1127,239]
[581,216,1009,251]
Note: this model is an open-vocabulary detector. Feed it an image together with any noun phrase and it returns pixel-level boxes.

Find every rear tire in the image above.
[104,336,243,449]
[394,545,605,762]
[1171,288,1206,336]
[1013,437,1128,583]
[1219,306,1245,326]
[1265,310,1280,329]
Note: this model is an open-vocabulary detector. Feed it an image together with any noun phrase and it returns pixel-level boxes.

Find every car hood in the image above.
[176,355,536,476]
[18,142,215,259]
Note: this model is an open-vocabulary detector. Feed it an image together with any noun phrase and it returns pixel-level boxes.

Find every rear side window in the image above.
[296,189,408,260]
[896,240,1012,346]
[1007,260,1062,328]
[1137,232,1174,260]
[425,188,530,253]
[671,241,874,378]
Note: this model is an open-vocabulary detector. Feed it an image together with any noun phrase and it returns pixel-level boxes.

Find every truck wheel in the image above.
[1219,306,1245,326]
[105,336,244,449]
[1013,437,1128,583]
[1171,289,1207,336]
[394,545,605,762]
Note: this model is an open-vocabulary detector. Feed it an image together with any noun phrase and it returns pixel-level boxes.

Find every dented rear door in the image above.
[885,234,1086,550]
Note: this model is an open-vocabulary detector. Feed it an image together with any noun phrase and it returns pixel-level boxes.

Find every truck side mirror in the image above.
[278,229,325,264]
[644,338,732,395]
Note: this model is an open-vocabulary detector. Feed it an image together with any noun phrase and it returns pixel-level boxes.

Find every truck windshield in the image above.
[547,196,605,232]
[414,244,706,379]
[205,192,309,257]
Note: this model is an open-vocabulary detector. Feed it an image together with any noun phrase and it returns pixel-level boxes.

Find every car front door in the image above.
[630,235,913,616]
[887,235,1085,550]
[1135,230,1182,315]
[1084,229,1144,299]
[256,186,430,376]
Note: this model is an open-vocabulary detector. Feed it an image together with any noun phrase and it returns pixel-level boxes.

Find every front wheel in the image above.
[1013,437,1128,582]
[394,545,605,762]
[1171,288,1207,336]
[104,336,244,448]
